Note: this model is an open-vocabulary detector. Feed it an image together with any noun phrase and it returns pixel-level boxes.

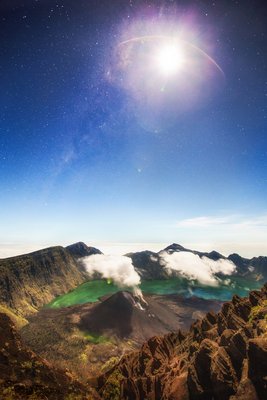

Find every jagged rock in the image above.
[200,311,217,331]
[219,329,235,346]
[98,283,267,400]
[248,338,267,400]
[217,302,248,334]
[210,346,238,399]
[249,290,262,306]
[225,330,249,378]
[187,339,217,399]
[187,339,238,399]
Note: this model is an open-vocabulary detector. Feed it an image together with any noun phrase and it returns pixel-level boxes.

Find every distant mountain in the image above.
[126,250,168,280]
[0,242,101,321]
[165,243,267,279]
[127,243,267,281]
[164,243,225,260]
[228,253,267,278]
[97,283,267,400]
[0,312,100,400]
[66,241,102,258]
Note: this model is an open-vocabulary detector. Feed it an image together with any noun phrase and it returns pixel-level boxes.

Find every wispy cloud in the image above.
[177,215,234,227]
[176,214,267,229]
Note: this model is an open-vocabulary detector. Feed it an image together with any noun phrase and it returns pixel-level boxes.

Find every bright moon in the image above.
[156,43,185,75]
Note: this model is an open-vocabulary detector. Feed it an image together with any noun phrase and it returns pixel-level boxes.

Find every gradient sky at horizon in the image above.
[1,0,267,257]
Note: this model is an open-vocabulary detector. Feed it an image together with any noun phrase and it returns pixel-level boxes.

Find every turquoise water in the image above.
[47,277,263,309]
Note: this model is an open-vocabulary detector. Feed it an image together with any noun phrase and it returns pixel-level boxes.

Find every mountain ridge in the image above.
[126,242,267,281]
[0,242,101,320]
[1,241,266,325]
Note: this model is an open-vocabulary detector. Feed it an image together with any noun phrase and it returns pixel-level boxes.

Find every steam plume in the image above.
[82,254,141,287]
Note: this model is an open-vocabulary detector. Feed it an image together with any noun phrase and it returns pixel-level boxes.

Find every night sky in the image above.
[1,0,267,257]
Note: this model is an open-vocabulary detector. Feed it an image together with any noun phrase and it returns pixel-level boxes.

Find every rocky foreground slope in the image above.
[0,242,101,320]
[0,312,100,400]
[97,284,267,400]
[0,283,266,399]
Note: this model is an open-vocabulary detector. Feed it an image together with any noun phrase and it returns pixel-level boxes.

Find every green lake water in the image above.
[47,277,263,309]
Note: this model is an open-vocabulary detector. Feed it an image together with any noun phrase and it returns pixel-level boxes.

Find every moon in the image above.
[155,43,185,76]
[107,35,225,130]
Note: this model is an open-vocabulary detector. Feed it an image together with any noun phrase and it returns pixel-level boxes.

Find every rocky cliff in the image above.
[0,242,99,319]
[97,284,267,400]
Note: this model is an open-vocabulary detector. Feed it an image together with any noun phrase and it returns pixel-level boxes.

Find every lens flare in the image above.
[155,43,185,75]
[108,34,225,131]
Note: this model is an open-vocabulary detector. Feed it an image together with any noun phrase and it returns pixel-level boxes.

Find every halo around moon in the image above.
[107,35,224,131]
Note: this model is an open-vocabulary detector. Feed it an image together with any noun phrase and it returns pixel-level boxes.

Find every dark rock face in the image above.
[248,338,267,400]
[164,244,225,261]
[0,313,99,400]
[66,242,102,258]
[97,284,267,400]
[228,253,267,280]
[126,251,169,280]
[0,242,100,318]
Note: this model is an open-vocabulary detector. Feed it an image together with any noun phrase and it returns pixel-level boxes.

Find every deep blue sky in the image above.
[1,0,267,256]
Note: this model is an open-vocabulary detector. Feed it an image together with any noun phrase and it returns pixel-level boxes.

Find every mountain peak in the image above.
[101,290,137,311]
[65,242,102,258]
[164,243,186,251]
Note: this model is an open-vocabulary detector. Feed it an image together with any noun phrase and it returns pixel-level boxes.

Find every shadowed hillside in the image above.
[0,242,100,320]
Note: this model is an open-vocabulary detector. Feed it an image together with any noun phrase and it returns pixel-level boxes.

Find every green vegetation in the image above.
[101,356,120,373]
[0,304,28,329]
[83,332,110,344]
[101,370,124,400]
[249,300,267,323]
[46,277,263,309]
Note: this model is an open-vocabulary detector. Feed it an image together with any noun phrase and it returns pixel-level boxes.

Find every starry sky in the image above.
[1,0,267,257]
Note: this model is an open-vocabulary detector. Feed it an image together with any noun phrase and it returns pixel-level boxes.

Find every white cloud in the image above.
[82,254,141,287]
[158,251,236,286]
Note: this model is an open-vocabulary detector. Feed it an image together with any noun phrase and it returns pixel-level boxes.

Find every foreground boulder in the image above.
[248,338,267,399]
